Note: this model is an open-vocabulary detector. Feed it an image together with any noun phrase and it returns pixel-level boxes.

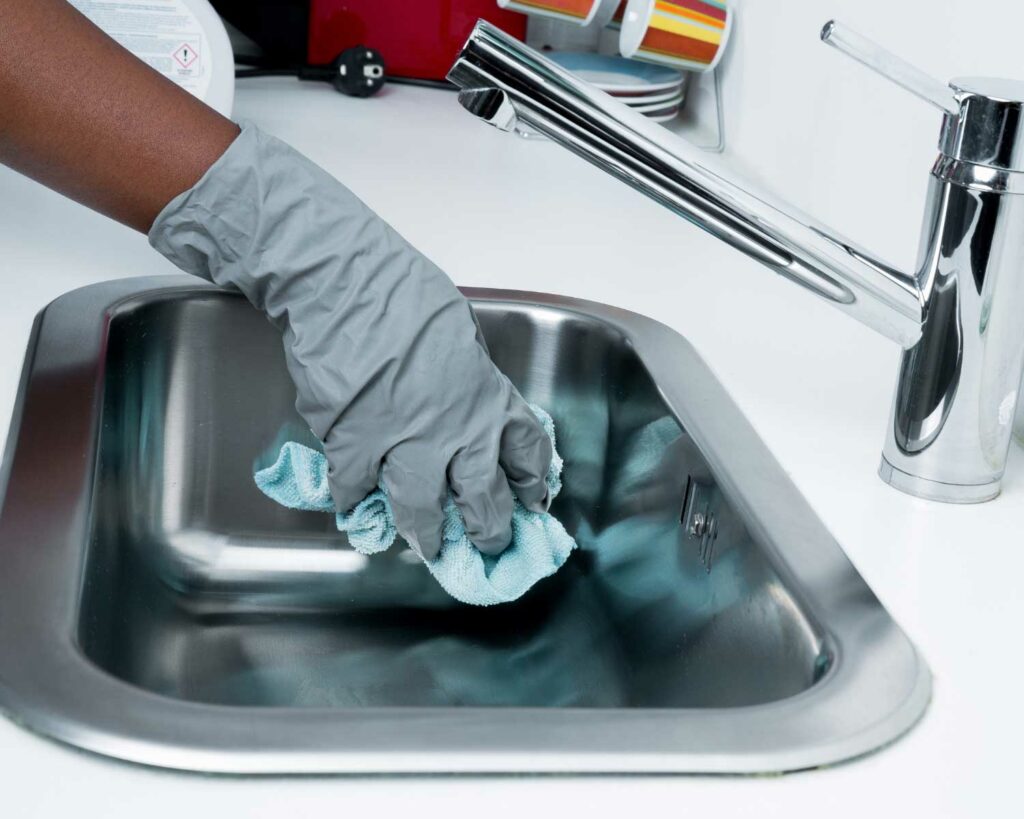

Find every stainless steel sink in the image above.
[0,277,930,773]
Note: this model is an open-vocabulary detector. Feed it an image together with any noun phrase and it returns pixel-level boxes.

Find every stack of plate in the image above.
[546,51,686,122]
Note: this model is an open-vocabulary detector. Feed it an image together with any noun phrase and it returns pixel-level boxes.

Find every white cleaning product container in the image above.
[70,0,234,116]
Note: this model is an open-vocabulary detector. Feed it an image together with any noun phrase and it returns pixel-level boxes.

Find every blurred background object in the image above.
[210,0,727,141]
[213,0,527,82]
[523,0,730,144]
[620,0,732,73]
[497,0,612,27]
[71,0,235,115]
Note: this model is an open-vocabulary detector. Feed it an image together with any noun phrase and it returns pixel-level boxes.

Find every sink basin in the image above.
[0,277,929,773]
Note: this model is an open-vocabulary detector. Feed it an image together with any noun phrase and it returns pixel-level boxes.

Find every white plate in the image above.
[646,110,680,123]
[613,84,685,105]
[546,51,684,95]
[625,90,684,111]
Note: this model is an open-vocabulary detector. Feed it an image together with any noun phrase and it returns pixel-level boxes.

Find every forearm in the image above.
[0,0,239,232]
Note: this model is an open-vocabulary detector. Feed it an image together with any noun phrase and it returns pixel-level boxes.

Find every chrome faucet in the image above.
[449,20,1024,504]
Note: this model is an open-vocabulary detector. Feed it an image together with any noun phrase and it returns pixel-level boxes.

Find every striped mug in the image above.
[620,0,732,72]
[606,1,627,30]
[496,0,606,26]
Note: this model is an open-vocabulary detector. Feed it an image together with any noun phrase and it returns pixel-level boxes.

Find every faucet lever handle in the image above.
[821,20,959,115]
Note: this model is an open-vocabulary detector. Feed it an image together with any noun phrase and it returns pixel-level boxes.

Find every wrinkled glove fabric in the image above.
[149,124,552,561]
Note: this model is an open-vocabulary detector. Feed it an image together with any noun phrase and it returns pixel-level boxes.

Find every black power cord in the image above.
[234,46,456,95]
[382,76,456,91]
[235,68,297,78]
[234,45,386,97]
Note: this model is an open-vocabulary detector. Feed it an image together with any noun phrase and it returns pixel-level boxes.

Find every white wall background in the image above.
[719,0,1024,272]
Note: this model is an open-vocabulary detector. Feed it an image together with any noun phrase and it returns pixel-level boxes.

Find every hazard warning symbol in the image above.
[173,43,199,69]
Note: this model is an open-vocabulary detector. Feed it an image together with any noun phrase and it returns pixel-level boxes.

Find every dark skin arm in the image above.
[0,0,239,232]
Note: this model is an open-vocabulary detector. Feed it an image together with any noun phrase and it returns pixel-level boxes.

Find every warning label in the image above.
[70,0,212,102]
[172,42,199,69]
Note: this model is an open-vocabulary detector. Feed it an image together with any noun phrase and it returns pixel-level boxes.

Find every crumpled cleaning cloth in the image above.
[254,407,576,606]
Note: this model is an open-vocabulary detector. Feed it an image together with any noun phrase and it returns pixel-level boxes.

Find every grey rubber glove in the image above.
[149,124,552,559]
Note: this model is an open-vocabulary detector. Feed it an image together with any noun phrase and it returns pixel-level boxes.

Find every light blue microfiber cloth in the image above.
[254,407,576,606]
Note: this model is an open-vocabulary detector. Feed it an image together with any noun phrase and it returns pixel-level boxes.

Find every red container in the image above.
[308,1,528,81]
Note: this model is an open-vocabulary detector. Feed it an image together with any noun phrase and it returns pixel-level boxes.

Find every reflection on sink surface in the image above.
[0,278,929,773]
[82,294,822,710]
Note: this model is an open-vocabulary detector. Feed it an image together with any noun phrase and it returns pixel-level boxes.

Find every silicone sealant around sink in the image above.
[0,277,930,774]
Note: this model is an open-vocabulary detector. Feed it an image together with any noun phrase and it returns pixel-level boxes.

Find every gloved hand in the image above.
[149,124,552,560]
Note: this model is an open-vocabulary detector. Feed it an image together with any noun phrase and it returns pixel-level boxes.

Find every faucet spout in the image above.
[457,86,519,132]
[451,20,1024,504]
[449,21,924,347]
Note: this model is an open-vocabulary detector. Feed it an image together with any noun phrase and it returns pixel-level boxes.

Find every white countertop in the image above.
[2,61,1023,817]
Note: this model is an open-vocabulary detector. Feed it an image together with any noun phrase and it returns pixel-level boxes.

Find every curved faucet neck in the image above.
[449,21,925,347]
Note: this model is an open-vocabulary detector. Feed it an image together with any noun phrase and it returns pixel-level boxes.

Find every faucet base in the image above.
[878,458,1001,504]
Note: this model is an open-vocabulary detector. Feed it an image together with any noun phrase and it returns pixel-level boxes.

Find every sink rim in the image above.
[0,276,931,774]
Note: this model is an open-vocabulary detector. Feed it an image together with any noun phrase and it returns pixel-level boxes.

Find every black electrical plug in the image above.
[299,45,386,97]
